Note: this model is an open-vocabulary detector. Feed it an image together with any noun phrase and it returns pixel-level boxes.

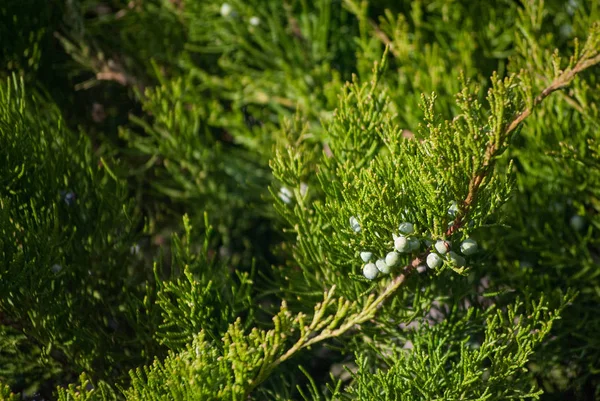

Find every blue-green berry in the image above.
[408,238,420,252]
[448,201,459,218]
[426,253,442,269]
[349,216,361,232]
[570,215,585,231]
[434,240,450,255]
[447,251,466,267]
[460,239,478,255]
[60,190,76,206]
[398,222,414,235]
[363,262,379,280]
[360,251,373,262]
[376,259,391,274]
[278,187,293,204]
[385,251,399,267]
[220,3,233,17]
[394,236,409,252]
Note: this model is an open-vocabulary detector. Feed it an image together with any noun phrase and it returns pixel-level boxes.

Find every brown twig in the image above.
[446,52,600,237]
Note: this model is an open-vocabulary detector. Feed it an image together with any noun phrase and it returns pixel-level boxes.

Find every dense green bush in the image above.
[1,0,600,399]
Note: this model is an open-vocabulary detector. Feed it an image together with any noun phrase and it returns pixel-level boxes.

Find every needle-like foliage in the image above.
[1,0,600,400]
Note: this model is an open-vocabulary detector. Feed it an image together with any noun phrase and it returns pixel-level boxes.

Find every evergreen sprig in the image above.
[345,294,573,400]
[2,0,600,399]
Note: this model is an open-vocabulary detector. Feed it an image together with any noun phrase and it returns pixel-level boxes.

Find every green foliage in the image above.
[0,76,159,388]
[346,295,571,400]
[0,381,19,401]
[56,374,117,401]
[0,0,55,76]
[154,214,254,349]
[2,0,600,400]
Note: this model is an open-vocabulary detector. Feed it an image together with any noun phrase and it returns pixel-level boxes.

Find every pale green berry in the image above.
[349,216,361,232]
[447,251,466,267]
[570,215,585,231]
[278,187,293,204]
[360,251,373,262]
[363,262,379,280]
[434,240,450,255]
[408,238,420,252]
[385,251,399,267]
[398,222,414,235]
[220,3,233,17]
[448,201,459,218]
[376,259,391,274]
[460,239,478,255]
[249,16,261,26]
[394,236,409,252]
[426,253,442,269]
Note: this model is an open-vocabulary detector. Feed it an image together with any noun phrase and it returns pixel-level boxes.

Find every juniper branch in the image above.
[244,28,599,399]
[446,43,600,237]
[249,22,600,400]
[281,257,422,361]
[245,257,422,397]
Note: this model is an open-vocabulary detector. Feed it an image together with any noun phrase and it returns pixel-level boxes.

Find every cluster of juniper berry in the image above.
[350,205,478,280]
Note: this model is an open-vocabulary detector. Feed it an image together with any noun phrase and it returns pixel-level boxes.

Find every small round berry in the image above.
[360,251,373,262]
[278,187,293,204]
[460,239,478,255]
[385,251,399,267]
[448,201,459,218]
[416,265,427,273]
[363,262,379,280]
[394,236,409,252]
[426,253,442,269]
[51,264,62,274]
[376,259,391,274]
[408,238,420,252]
[434,240,450,255]
[61,190,76,206]
[398,222,414,235]
[570,215,585,231]
[220,3,233,17]
[249,16,261,26]
[349,216,361,233]
[447,251,466,267]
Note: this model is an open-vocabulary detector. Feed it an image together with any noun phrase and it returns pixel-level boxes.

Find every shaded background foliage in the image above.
[1,0,600,400]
